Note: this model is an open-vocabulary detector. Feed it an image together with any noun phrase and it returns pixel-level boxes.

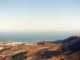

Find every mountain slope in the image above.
[1,36,80,60]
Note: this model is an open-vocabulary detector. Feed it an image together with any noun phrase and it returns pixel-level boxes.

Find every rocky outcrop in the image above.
[11,51,27,60]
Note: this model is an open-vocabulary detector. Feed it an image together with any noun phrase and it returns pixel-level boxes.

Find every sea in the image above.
[0,31,80,43]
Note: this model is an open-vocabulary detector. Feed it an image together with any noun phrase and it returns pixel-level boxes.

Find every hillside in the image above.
[0,36,80,60]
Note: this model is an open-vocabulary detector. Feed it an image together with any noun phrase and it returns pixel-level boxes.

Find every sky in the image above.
[0,0,80,32]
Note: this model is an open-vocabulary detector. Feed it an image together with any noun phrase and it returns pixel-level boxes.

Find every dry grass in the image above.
[0,43,62,60]
[0,44,61,54]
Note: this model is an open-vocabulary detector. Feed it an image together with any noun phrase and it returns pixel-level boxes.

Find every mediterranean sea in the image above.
[0,31,80,43]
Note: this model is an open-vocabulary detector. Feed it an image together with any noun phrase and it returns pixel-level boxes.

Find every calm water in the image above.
[0,31,80,43]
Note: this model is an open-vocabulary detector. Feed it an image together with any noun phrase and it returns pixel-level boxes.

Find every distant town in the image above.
[0,41,34,51]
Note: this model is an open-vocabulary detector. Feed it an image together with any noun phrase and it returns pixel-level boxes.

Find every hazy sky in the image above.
[0,0,80,32]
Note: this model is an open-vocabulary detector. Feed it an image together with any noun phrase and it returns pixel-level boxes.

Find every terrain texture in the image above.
[0,36,80,60]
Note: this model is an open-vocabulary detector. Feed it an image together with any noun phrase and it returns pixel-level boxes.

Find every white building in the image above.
[6,41,24,46]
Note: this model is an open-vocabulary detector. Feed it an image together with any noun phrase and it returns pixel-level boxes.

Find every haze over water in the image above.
[0,31,80,43]
[0,0,80,43]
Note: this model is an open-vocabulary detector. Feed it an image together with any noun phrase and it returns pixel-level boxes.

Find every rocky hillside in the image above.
[0,36,80,60]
